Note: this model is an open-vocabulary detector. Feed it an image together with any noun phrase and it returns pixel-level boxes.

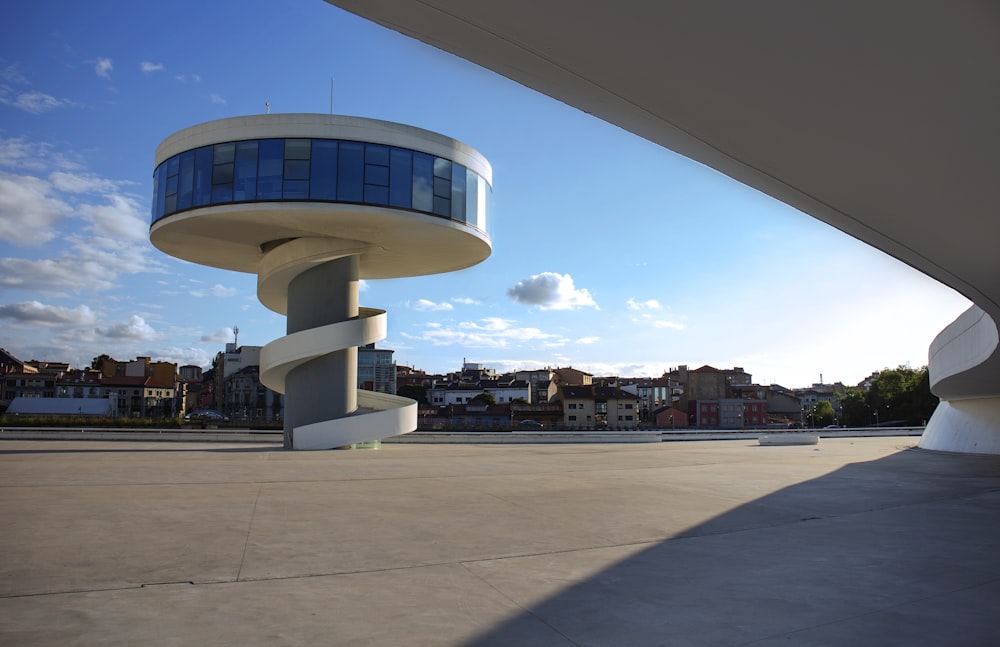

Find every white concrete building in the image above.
[151,114,492,448]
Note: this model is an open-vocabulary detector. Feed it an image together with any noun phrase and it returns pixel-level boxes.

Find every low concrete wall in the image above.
[0,426,923,445]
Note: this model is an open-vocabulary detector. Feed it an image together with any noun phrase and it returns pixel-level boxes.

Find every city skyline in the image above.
[0,0,972,388]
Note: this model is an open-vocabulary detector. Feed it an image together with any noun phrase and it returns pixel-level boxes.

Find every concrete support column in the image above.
[283,255,360,448]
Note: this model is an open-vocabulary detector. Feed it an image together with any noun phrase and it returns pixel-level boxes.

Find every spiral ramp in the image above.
[258,238,417,450]
[151,114,492,450]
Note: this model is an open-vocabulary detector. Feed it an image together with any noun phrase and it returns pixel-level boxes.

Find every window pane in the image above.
[165,174,178,196]
[389,148,412,208]
[234,141,258,201]
[310,140,337,200]
[433,156,451,179]
[153,164,165,219]
[166,156,179,177]
[284,139,311,160]
[364,184,389,205]
[212,184,233,203]
[451,163,466,222]
[465,169,480,229]
[193,146,213,207]
[283,180,309,199]
[164,193,176,213]
[212,163,233,185]
[433,176,450,199]
[214,142,235,164]
[337,141,364,202]
[412,152,433,212]
[257,139,283,200]
[365,143,389,165]
[177,151,195,211]
[365,163,389,186]
[433,195,450,217]
[284,159,310,181]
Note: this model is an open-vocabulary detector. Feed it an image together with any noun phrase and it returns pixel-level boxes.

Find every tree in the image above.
[865,365,937,425]
[811,400,834,427]
[838,389,868,427]
[396,384,428,404]
[470,392,496,406]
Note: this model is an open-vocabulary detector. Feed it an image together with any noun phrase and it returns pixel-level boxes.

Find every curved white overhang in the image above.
[329,1,1000,409]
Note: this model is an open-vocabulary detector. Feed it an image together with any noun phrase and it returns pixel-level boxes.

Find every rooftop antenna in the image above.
[233,325,239,347]
[265,101,270,114]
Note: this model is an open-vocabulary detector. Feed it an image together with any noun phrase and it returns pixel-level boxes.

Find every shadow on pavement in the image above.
[460,448,1000,647]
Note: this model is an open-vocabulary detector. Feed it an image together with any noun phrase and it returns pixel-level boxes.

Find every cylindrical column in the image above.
[283,255,360,447]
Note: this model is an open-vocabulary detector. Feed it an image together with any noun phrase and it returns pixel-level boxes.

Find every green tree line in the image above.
[837,365,937,427]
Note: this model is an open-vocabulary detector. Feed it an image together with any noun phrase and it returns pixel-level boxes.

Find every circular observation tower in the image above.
[151,114,493,449]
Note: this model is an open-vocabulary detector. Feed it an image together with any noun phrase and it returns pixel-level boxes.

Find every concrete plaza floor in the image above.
[1,437,998,646]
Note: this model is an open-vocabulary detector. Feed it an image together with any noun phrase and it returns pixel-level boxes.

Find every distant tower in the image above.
[150,114,493,449]
[233,325,239,347]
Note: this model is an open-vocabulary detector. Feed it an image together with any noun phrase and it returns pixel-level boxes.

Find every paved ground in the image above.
[0,437,998,646]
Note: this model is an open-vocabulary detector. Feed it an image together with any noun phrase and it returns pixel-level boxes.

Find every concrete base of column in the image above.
[919,397,1000,454]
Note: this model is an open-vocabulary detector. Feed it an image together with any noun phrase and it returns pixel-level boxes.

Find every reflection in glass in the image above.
[412,152,433,212]
[389,148,412,208]
[338,141,363,202]
[257,139,283,200]
[310,140,338,200]
[234,142,258,201]
[152,137,490,233]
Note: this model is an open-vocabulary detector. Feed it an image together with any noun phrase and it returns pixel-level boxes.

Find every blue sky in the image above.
[0,0,971,388]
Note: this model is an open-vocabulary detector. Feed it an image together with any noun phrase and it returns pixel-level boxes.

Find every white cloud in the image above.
[0,62,28,85]
[140,61,164,74]
[577,336,600,344]
[451,297,480,305]
[49,171,119,194]
[0,174,68,245]
[209,93,226,105]
[631,314,685,331]
[200,327,235,343]
[0,301,97,325]
[94,57,113,79]
[402,317,559,348]
[0,137,81,172]
[75,193,148,241]
[507,272,599,310]
[190,284,237,298]
[627,298,662,311]
[409,298,454,311]
[98,315,158,341]
[1,90,69,114]
[174,73,202,83]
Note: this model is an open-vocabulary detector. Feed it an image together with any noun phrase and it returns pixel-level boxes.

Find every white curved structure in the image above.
[329,0,1000,453]
[151,114,492,448]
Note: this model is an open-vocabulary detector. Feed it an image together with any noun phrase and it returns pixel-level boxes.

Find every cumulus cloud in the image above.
[627,298,662,311]
[409,298,454,312]
[75,194,147,240]
[140,61,164,74]
[402,317,560,348]
[451,297,480,305]
[94,57,113,79]
[507,272,599,310]
[98,315,158,341]
[49,171,120,194]
[0,301,97,325]
[0,174,68,245]
[190,284,237,298]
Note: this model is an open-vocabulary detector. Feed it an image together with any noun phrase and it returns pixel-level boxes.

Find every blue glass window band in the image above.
[152,138,490,233]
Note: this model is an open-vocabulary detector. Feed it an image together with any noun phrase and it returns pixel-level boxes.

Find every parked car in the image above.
[184,409,229,421]
[517,419,543,428]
